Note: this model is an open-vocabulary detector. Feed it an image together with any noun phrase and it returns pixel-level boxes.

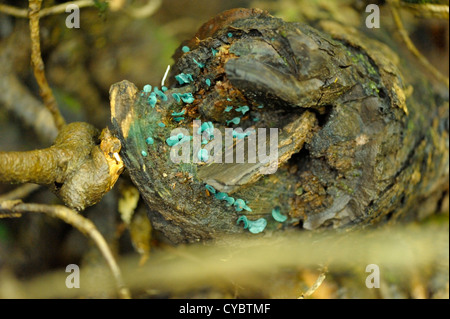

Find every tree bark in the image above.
[0,123,124,211]
[110,8,449,243]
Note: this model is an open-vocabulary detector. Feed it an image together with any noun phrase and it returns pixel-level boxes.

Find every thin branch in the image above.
[28,0,66,131]
[400,2,449,19]
[0,184,41,202]
[39,0,95,18]
[388,0,449,88]
[0,1,95,19]
[0,4,28,18]
[0,200,131,299]
[0,23,59,143]
[298,269,327,299]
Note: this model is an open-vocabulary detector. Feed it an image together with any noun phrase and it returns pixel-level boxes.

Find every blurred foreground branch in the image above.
[0,184,40,202]
[0,24,58,143]
[1,220,447,298]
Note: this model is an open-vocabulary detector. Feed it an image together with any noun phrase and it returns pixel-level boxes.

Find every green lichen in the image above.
[338,180,354,195]
[366,80,380,95]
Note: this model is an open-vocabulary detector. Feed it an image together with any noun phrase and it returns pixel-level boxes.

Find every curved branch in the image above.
[28,0,66,131]
[388,0,449,88]
[0,200,131,299]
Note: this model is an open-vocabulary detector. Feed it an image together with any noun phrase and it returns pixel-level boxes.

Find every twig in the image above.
[161,64,170,87]
[0,200,131,299]
[38,0,95,18]
[0,184,41,202]
[388,0,449,88]
[28,0,66,131]
[298,268,327,299]
[400,2,449,19]
[0,4,28,18]
[0,1,95,19]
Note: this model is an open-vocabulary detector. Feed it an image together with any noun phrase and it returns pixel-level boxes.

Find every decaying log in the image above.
[110,8,449,243]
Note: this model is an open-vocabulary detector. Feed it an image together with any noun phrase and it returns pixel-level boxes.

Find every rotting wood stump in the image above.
[110,8,449,243]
